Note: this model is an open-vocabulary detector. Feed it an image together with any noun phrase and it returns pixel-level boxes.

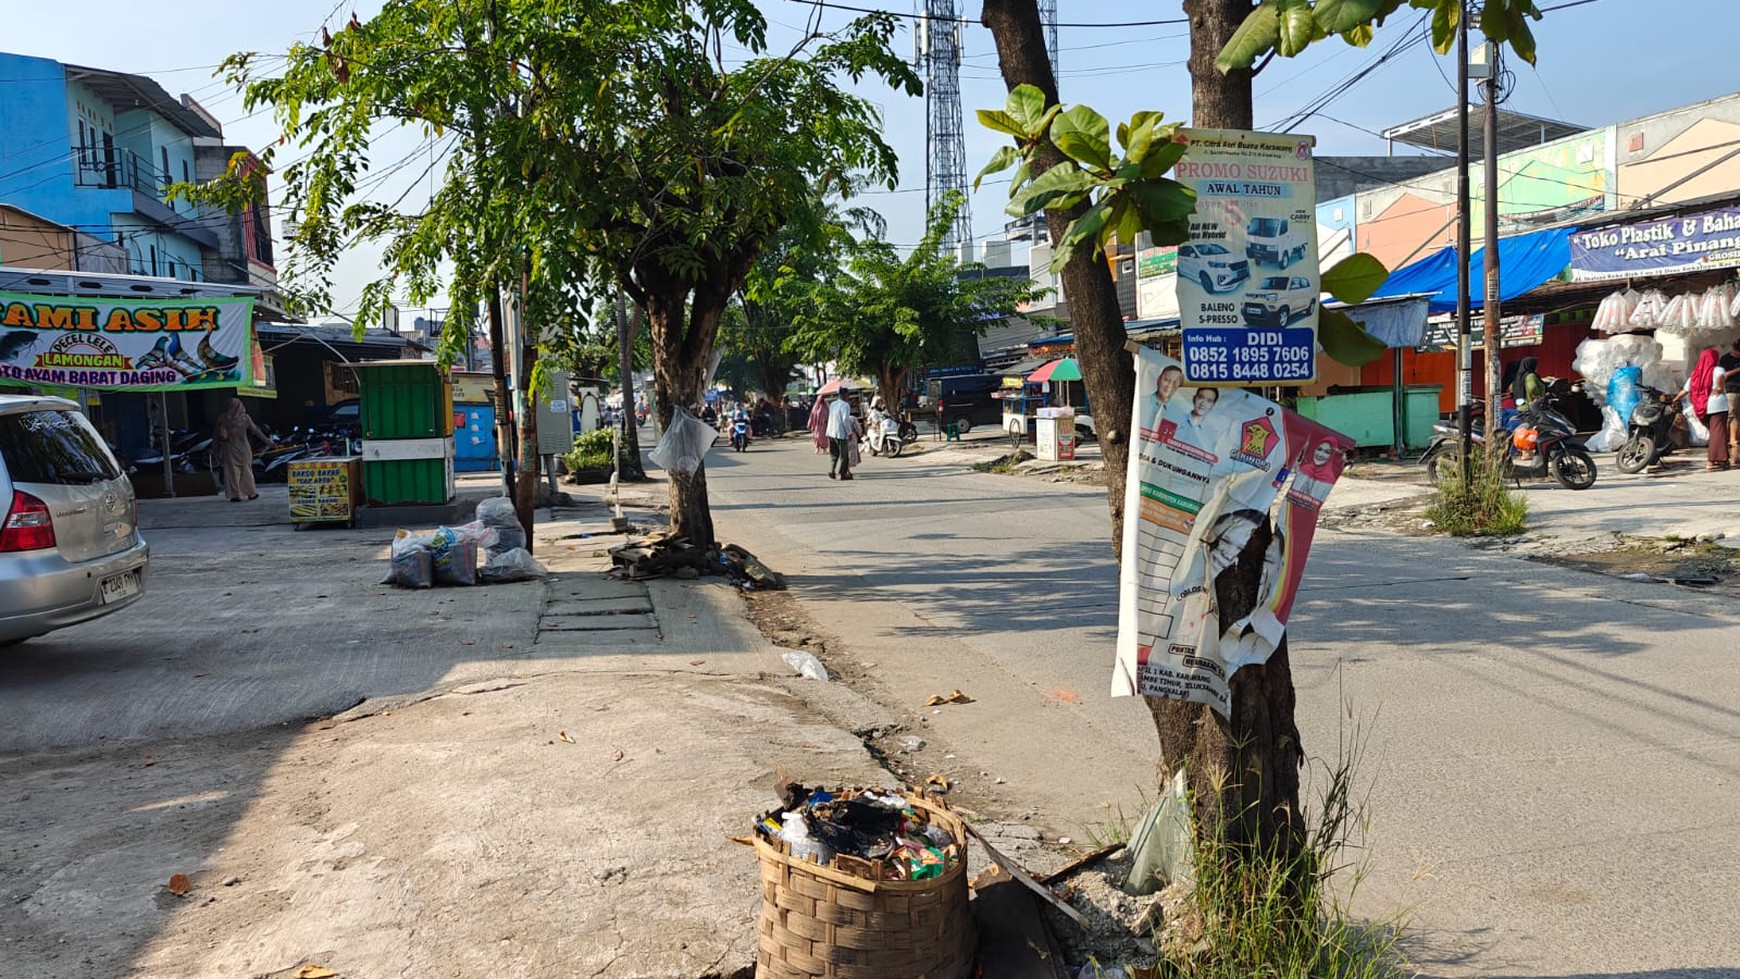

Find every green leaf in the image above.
[1428,0,1460,54]
[1321,252,1390,304]
[977,109,1026,138]
[1340,24,1375,47]
[1313,0,1389,33]
[1125,116,1155,165]
[1007,84,1049,134]
[1005,164,1097,218]
[1277,0,1324,57]
[1319,308,1388,367]
[1139,135,1189,179]
[975,145,1019,191]
[1064,200,1113,255]
[1051,105,1113,172]
[1216,0,1281,72]
[1129,179,1197,227]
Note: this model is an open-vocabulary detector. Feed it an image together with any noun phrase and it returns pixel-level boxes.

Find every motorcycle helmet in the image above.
[1513,425,1539,452]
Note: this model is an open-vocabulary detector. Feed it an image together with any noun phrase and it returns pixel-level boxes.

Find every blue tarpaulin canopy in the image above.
[1369,225,1574,314]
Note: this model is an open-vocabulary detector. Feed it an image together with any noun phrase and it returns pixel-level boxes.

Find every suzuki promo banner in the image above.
[0,292,255,391]
[1569,205,1740,281]
[1113,346,1351,716]
[1172,128,1320,386]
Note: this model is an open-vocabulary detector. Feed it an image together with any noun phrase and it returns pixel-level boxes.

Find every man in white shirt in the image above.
[825,390,860,479]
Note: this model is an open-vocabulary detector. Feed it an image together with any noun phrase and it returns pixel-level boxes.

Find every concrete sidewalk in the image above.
[3,486,938,979]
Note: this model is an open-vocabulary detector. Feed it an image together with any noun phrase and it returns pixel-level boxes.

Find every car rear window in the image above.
[0,410,122,485]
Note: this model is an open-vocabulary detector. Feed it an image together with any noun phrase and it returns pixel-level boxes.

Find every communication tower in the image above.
[918,1,971,255]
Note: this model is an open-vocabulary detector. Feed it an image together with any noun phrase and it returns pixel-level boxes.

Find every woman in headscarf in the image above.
[806,393,829,455]
[214,398,266,501]
[1508,356,1544,407]
[1679,346,1728,471]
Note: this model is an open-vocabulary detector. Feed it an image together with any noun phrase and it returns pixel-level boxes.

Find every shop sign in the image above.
[1569,205,1740,281]
[288,458,358,524]
[1418,313,1545,351]
[0,292,254,391]
[1173,129,1320,386]
[1112,347,1351,716]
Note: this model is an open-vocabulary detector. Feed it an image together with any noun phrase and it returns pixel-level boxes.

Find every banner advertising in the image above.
[1418,313,1544,351]
[0,293,255,391]
[1136,243,1180,322]
[1172,129,1320,386]
[1113,346,1350,715]
[1569,205,1740,281]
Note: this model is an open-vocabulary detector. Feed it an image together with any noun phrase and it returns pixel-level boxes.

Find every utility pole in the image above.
[1454,3,1473,484]
[1481,41,1503,438]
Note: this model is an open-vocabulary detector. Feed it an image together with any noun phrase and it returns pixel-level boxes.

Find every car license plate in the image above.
[99,569,142,605]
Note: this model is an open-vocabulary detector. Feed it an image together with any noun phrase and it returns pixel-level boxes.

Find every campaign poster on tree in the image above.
[0,293,255,392]
[1171,129,1320,386]
[1112,347,1350,716]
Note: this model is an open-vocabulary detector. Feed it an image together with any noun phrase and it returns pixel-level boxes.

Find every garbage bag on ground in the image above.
[783,650,829,682]
[475,496,526,554]
[382,529,435,589]
[479,546,547,583]
[423,527,479,586]
[648,406,717,475]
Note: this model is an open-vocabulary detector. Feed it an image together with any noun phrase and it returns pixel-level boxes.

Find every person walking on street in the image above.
[1681,346,1729,471]
[215,398,267,502]
[1718,339,1740,459]
[807,394,829,455]
[825,390,859,479]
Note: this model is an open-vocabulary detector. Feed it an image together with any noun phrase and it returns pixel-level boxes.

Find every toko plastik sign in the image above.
[1171,129,1320,386]
[0,292,255,391]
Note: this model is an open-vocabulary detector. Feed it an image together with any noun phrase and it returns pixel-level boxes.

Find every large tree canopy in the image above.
[200,0,919,545]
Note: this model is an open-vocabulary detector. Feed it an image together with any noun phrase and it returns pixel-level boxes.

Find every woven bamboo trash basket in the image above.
[753,794,974,979]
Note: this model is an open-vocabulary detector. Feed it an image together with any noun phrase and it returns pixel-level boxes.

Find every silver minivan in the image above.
[0,395,148,645]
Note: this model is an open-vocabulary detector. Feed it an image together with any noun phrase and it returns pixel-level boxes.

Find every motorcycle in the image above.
[729,416,751,452]
[1614,384,1682,474]
[861,424,905,458]
[1420,391,1597,490]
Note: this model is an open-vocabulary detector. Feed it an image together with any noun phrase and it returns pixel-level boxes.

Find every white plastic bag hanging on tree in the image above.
[648,405,719,475]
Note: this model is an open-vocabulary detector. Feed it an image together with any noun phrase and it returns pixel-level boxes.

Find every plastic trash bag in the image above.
[432,538,478,586]
[382,529,436,588]
[474,496,526,554]
[479,546,547,583]
[1125,767,1195,895]
[648,406,717,475]
[782,650,829,682]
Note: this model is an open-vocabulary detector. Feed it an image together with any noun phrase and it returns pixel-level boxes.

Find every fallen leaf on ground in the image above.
[296,966,339,979]
[166,874,191,896]
[557,731,575,744]
[925,773,951,793]
[689,659,705,666]
[923,689,975,706]
[139,758,156,768]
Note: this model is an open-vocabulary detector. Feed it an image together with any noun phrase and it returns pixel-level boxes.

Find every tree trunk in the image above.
[875,364,908,414]
[615,292,647,480]
[982,0,1135,559]
[488,282,517,501]
[646,289,717,548]
[1160,0,1304,869]
[512,282,540,554]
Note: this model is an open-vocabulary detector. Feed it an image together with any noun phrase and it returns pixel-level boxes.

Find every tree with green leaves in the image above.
[192,0,917,549]
[790,194,1043,410]
[1216,0,1545,71]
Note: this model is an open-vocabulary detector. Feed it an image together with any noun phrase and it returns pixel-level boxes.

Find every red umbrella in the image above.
[816,378,859,395]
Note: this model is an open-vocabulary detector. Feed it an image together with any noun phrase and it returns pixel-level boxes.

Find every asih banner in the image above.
[0,292,255,391]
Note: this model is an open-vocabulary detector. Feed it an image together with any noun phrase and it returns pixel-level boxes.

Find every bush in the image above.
[564,428,623,472]
[1426,450,1527,536]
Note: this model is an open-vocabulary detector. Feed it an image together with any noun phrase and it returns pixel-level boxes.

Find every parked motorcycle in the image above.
[1614,384,1682,474]
[1420,392,1597,490]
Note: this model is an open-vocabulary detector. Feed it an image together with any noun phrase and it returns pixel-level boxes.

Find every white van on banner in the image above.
[1112,346,1352,716]
[1171,129,1320,386]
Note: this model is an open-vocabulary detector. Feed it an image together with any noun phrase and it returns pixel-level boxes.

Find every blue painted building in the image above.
[0,53,219,282]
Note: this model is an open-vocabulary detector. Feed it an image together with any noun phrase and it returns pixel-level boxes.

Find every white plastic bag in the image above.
[782,650,829,682]
[480,546,547,583]
[648,406,718,475]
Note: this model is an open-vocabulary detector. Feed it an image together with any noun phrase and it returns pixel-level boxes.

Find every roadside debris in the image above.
[380,497,547,588]
[924,689,976,706]
[607,535,787,589]
[781,650,829,682]
[165,873,192,897]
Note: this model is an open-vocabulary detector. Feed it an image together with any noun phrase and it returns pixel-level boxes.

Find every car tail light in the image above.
[0,490,55,552]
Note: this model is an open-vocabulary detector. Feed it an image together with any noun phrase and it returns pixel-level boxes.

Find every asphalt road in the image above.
[705,433,1740,979]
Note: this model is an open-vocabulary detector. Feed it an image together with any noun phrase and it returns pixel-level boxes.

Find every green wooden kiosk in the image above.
[354,360,455,506]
